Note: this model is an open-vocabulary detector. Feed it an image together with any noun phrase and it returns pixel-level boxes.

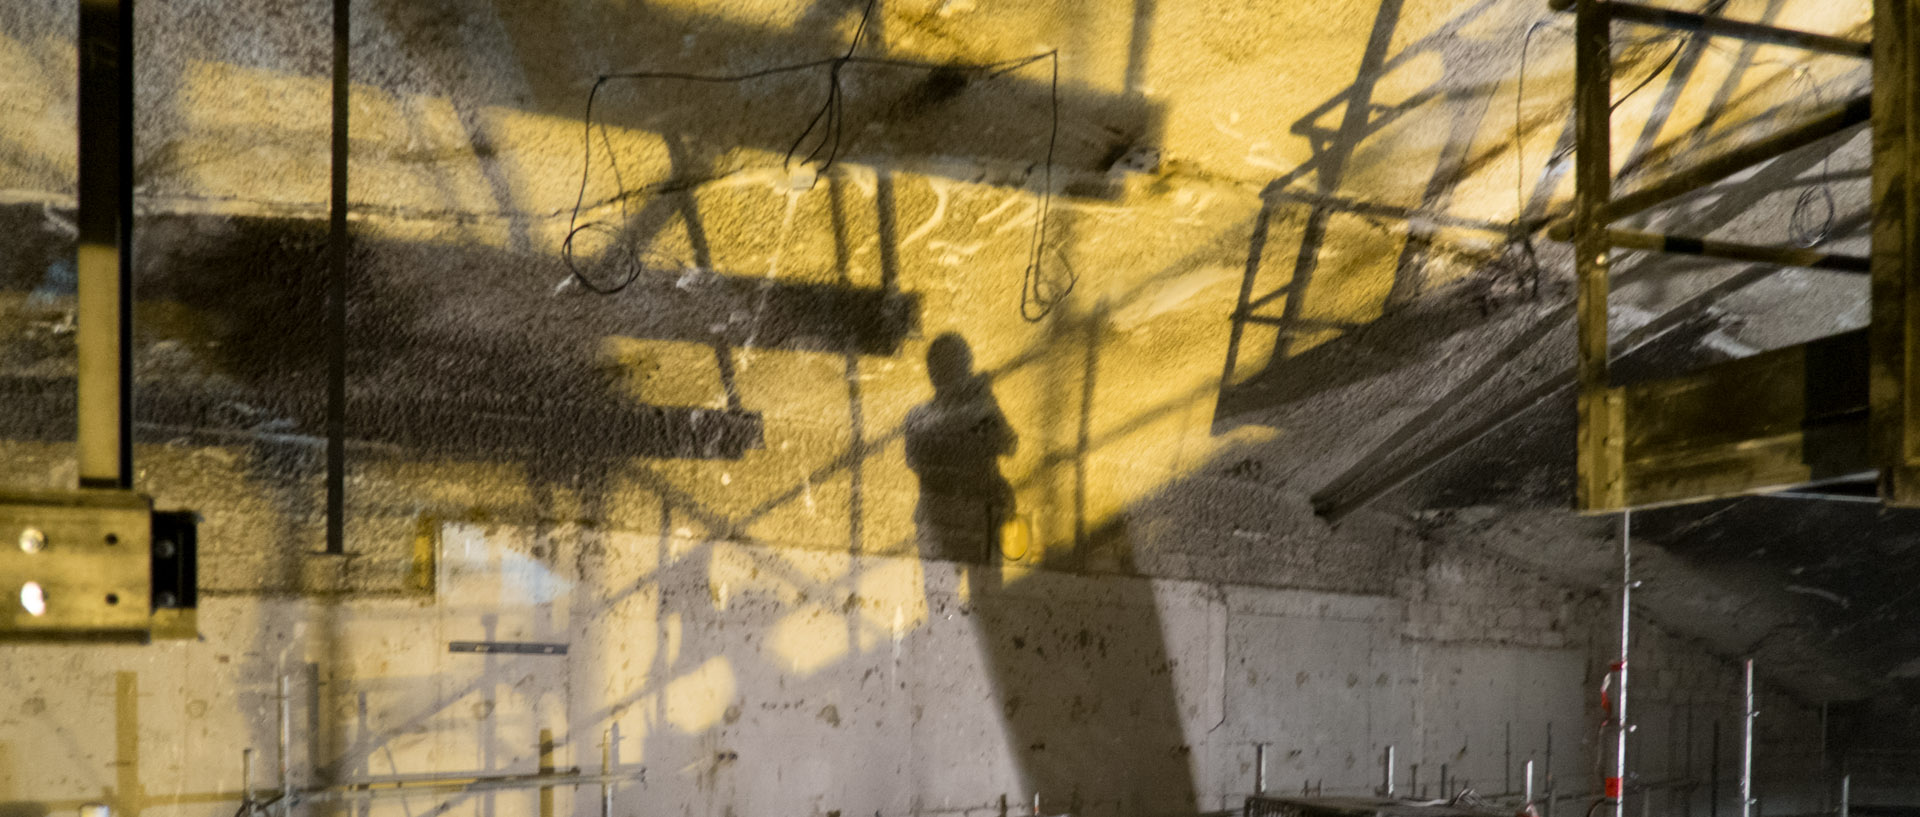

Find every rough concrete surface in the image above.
[0,0,1898,813]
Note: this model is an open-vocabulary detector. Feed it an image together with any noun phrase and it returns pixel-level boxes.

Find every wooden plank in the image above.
[1870,0,1920,503]
[1619,330,1871,508]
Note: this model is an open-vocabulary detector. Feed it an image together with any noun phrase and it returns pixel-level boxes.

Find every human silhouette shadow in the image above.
[903,334,1199,817]
[905,333,1017,565]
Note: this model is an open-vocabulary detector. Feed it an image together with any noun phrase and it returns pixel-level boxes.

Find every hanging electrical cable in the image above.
[561,0,1067,319]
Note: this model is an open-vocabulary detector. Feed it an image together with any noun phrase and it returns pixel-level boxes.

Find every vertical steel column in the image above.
[325,0,350,553]
[1524,760,1535,810]
[76,0,135,490]
[1839,775,1849,817]
[1573,0,1622,512]
[1383,745,1396,798]
[1740,661,1755,817]
[1254,744,1267,794]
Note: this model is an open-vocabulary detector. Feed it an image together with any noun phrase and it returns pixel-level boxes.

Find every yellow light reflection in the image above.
[664,655,736,732]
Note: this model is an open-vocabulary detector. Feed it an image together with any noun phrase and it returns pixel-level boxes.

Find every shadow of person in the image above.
[905,332,1017,566]
[902,334,1201,817]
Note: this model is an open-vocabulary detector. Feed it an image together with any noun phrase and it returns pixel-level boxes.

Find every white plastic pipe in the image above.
[1614,511,1633,817]
[279,675,292,817]
[1741,660,1755,817]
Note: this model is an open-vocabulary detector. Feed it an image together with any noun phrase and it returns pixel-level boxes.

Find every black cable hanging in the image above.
[562,0,1068,320]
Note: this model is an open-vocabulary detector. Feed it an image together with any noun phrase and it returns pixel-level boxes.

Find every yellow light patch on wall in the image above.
[0,31,77,191]
[1280,212,1408,357]
[625,0,817,33]
[161,58,686,255]
[1222,320,1285,390]
[768,604,850,675]
[1368,49,1445,118]
[856,558,928,650]
[664,655,736,732]
[601,336,733,409]
[174,59,329,205]
[480,103,677,227]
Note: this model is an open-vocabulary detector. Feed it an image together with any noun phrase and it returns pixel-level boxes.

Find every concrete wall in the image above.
[3,519,1607,817]
[4,518,1830,817]
[0,0,1844,813]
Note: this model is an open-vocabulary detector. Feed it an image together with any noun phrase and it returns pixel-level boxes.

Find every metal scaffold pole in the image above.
[1741,660,1756,817]
[1614,510,1632,817]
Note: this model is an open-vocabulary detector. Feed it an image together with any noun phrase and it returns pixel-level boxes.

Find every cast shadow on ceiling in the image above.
[1179,0,1871,528]
[360,0,1165,242]
[0,218,1197,817]
[0,6,1197,808]
[1210,0,1868,437]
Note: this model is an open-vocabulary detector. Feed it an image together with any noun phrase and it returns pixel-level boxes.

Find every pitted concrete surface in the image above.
[0,0,1890,813]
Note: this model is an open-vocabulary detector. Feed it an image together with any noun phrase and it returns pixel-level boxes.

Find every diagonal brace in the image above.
[1548,94,1870,239]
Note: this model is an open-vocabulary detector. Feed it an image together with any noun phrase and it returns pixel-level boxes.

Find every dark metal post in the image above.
[326,0,350,553]
[1711,722,1721,817]
[539,729,556,817]
[76,0,136,490]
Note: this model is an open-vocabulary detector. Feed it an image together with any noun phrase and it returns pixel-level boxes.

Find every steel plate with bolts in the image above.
[0,490,154,638]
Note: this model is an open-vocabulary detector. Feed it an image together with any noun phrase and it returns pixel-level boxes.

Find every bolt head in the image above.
[19,528,45,553]
[155,539,176,559]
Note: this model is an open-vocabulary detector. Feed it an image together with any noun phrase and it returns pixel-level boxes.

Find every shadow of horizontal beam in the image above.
[0,376,763,461]
[562,271,918,356]
[491,4,1164,198]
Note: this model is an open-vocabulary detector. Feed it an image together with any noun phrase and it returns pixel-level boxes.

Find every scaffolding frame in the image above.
[1557,0,1903,511]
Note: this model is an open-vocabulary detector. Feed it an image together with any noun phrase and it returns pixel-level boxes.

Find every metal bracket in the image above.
[1,0,204,642]
[0,491,198,641]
